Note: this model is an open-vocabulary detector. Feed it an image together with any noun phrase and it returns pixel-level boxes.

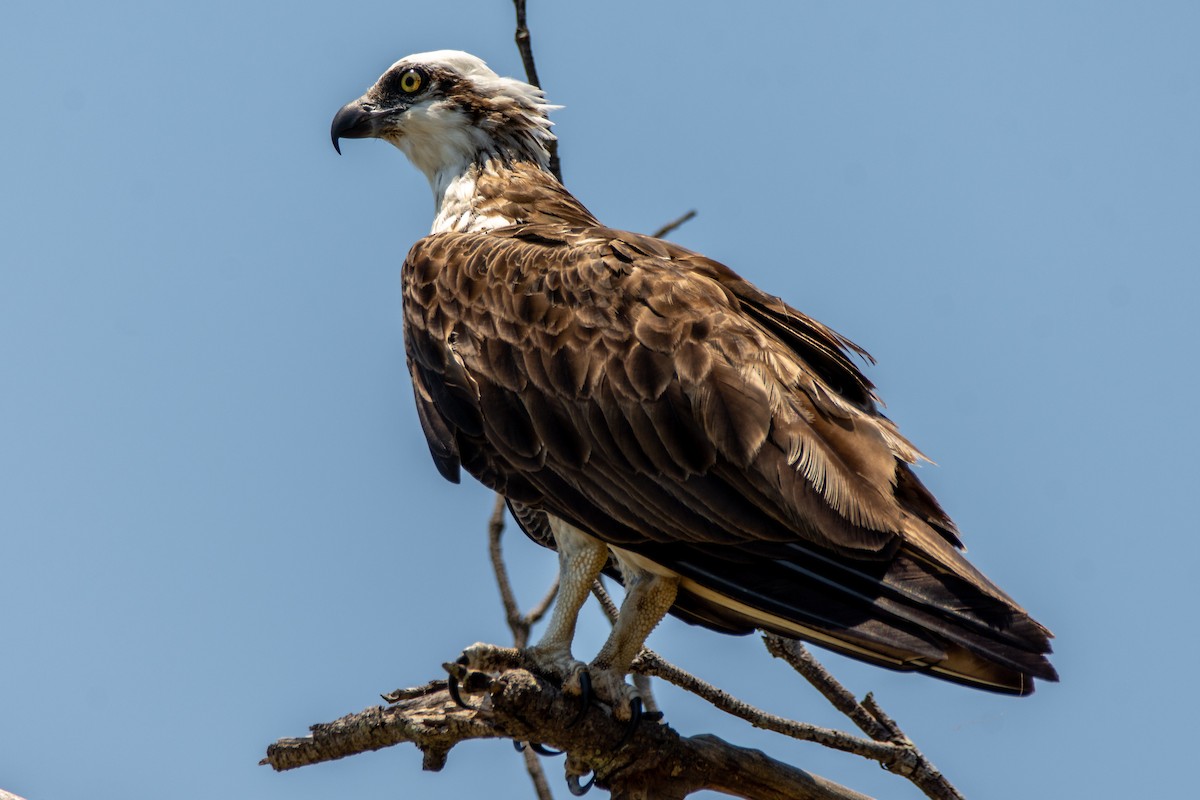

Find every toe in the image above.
[442,661,476,710]
[459,642,522,672]
[568,670,592,728]
[524,645,590,695]
[586,666,641,722]
[614,697,642,748]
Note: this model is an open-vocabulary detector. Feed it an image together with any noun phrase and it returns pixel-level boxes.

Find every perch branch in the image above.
[263,669,872,800]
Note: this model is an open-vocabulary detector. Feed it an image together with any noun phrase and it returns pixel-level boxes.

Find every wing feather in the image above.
[400,222,1056,694]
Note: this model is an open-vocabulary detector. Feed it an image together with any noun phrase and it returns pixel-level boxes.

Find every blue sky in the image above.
[2,2,1197,798]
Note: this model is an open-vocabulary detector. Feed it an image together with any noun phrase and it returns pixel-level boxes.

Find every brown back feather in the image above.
[401,198,1055,693]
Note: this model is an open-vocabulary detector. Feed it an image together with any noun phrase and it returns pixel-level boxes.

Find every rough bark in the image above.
[263,669,872,800]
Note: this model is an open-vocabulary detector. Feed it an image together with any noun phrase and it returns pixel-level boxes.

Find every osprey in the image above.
[331,51,1056,719]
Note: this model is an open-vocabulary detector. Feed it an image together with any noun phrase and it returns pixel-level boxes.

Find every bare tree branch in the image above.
[520,742,557,800]
[488,496,521,619]
[511,0,562,183]
[527,575,559,627]
[591,579,620,622]
[764,635,964,800]
[861,693,904,741]
[486,493,558,797]
[488,495,560,643]
[762,635,893,743]
[632,649,910,767]
[651,209,698,239]
[263,670,873,800]
[488,494,533,648]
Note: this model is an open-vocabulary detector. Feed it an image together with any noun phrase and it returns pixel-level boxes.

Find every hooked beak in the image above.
[330,100,392,155]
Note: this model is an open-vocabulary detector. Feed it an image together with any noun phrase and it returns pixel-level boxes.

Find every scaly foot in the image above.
[444,642,523,708]
[444,642,650,745]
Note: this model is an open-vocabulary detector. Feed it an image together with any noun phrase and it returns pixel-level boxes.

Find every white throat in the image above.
[427,159,518,234]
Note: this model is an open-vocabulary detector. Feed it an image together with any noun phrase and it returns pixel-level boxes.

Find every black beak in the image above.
[330,101,389,155]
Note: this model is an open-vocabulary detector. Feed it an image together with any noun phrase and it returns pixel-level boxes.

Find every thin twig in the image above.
[487,495,562,796]
[861,693,905,742]
[488,494,531,646]
[591,580,620,623]
[511,0,562,182]
[763,635,892,742]
[527,576,559,626]
[632,673,660,716]
[521,744,556,800]
[651,209,698,239]
[381,679,448,704]
[632,649,913,769]
[764,635,964,800]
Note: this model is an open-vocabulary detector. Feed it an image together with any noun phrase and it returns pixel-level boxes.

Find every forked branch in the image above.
[262,669,871,800]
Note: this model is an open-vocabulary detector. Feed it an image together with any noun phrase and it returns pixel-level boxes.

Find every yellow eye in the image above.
[399,69,423,94]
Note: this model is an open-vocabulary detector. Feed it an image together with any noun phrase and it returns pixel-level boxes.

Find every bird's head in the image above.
[331,50,558,183]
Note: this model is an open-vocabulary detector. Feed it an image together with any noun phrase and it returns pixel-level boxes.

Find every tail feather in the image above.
[508,499,1056,695]
[652,543,1056,695]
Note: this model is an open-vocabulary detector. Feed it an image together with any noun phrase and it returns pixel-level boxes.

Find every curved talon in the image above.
[567,772,595,796]
[446,672,476,710]
[569,670,592,728]
[514,740,562,756]
[614,697,642,748]
[644,710,664,723]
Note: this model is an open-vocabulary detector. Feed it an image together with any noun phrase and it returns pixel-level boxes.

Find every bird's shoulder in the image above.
[403,223,877,412]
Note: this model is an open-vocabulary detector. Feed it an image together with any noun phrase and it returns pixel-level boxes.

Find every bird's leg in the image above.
[588,568,678,722]
[450,520,607,712]
[524,521,609,695]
